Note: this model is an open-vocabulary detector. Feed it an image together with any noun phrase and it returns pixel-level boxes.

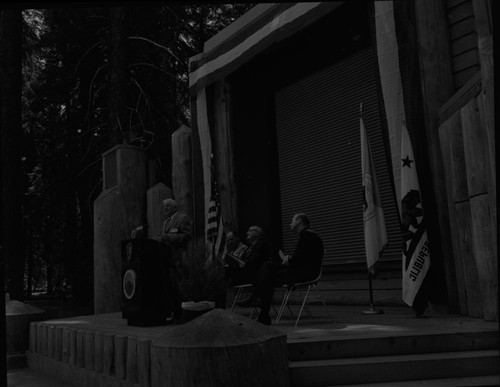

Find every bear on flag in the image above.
[400,122,430,306]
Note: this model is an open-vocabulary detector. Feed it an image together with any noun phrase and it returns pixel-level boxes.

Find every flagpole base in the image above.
[361,307,384,315]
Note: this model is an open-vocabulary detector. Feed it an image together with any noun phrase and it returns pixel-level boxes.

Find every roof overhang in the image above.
[189,2,345,96]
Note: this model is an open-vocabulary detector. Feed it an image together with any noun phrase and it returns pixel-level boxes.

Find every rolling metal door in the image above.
[275,48,401,265]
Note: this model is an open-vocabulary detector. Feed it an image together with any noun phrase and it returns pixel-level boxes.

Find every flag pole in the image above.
[362,269,384,315]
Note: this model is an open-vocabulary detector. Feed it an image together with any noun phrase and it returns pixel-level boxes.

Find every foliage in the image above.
[178,239,228,303]
[16,4,254,301]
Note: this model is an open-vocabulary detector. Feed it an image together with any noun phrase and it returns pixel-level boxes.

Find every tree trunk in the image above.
[0,10,25,301]
[108,7,131,145]
[151,309,290,387]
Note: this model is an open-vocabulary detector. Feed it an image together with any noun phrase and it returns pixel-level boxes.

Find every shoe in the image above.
[236,295,260,307]
[164,312,183,325]
[257,315,271,325]
[164,316,176,325]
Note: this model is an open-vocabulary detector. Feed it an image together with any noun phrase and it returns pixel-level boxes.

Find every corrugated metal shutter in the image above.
[446,0,481,90]
[275,48,401,265]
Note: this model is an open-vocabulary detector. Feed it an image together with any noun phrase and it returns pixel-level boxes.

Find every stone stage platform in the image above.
[26,305,499,386]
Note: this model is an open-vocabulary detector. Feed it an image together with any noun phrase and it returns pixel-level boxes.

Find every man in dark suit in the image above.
[159,198,192,323]
[237,213,324,325]
[227,225,270,286]
[160,198,192,263]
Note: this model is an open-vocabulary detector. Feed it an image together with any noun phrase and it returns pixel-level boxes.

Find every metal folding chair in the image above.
[230,283,259,318]
[275,267,331,326]
[231,283,254,310]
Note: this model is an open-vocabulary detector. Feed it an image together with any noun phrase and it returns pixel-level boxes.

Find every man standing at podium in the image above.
[160,198,193,323]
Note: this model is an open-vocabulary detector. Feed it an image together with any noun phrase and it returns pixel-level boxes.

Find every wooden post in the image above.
[29,322,37,353]
[41,325,48,356]
[69,329,77,365]
[36,324,43,355]
[85,331,95,370]
[453,202,482,317]
[151,309,290,387]
[76,329,85,368]
[461,97,497,320]
[472,0,494,200]
[47,325,55,358]
[94,332,103,372]
[189,89,207,241]
[126,337,138,383]
[61,327,70,362]
[413,0,457,309]
[54,326,63,361]
[102,333,114,376]
[472,0,496,319]
[138,338,151,387]
[114,334,127,380]
[94,145,147,314]
[212,80,239,231]
[172,125,193,218]
[438,111,481,316]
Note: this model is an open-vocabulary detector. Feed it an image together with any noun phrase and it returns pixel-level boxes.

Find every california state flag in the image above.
[361,108,387,271]
[400,122,430,306]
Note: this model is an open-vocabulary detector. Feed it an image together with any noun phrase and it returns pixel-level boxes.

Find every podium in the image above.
[121,238,172,326]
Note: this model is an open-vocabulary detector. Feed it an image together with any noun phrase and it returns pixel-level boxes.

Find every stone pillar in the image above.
[94,145,147,314]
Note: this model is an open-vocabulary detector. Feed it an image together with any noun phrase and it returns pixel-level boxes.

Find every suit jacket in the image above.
[160,211,192,264]
[289,228,324,281]
[242,237,270,271]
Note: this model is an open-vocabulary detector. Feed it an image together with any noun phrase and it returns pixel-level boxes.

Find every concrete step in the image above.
[288,330,499,361]
[289,349,499,387]
[329,374,500,386]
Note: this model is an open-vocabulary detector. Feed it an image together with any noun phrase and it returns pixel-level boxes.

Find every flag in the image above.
[400,122,430,306]
[361,104,387,271]
[207,153,226,261]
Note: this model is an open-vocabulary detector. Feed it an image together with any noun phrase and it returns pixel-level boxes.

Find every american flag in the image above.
[207,154,226,260]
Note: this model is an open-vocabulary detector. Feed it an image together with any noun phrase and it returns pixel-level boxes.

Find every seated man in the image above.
[224,231,249,268]
[226,225,270,286]
[237,213,324,325]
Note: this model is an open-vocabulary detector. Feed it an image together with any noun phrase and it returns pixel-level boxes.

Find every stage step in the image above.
[289,350,499,387]
[329,374,500,386]
[25,313,499,387]
[287,330,499,361]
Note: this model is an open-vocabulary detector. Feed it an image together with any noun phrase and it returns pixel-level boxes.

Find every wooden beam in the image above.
[413,0,457,308]
[438,71,481,125]
[189,93,206,241]
[472,0,495,288]
[212,80,239,231]
[461,97,497,321]
[438,111,468,315]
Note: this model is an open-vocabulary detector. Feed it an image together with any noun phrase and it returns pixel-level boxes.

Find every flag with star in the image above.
[400,121,430,306]
[361,103,387,272]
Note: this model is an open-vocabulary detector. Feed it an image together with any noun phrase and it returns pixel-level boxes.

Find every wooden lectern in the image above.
[121,238,172,326]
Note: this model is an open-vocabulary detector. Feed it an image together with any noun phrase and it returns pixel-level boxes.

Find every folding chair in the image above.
[275,267,331,327]
[230,283,259,318]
